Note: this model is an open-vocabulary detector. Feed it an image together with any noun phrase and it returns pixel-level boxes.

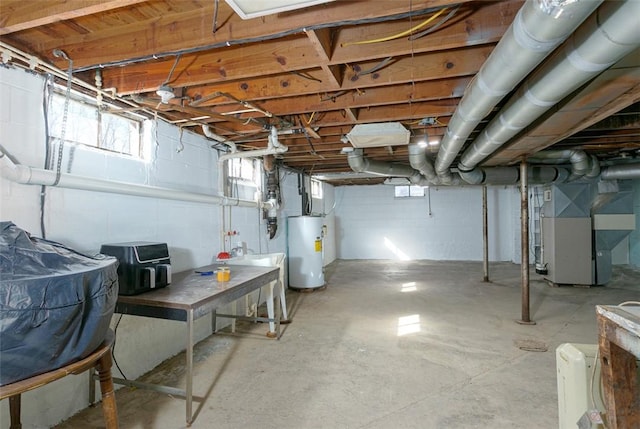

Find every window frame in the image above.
[48,85,145,158]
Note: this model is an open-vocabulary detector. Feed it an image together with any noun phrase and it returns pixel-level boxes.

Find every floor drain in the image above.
[514,339,548,352]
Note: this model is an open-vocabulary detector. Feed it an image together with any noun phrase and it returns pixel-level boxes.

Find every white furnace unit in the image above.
[287,216,325,289]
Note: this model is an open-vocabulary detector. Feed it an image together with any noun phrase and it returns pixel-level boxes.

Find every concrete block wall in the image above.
[335,184,520,262]
[0,66,328,427]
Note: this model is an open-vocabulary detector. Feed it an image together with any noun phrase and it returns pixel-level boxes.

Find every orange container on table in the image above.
[217,267,230,282]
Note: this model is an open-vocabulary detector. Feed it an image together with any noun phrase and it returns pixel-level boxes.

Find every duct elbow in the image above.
[347,149,366,173]
[567,150,590,181]
[586,155,600,179]
[458,168,485,185]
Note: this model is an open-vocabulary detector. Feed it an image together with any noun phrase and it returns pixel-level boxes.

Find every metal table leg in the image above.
[186,309,194,426]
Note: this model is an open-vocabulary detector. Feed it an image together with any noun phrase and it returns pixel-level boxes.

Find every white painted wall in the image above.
[335,184,520,262]
[0,66,333,428]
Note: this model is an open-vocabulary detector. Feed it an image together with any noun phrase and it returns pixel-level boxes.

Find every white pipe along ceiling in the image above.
[0,146,274,209]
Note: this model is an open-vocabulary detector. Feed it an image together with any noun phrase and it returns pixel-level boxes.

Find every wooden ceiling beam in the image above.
[33,0,469,69]
[332,0,521,63]
[306,28,341,90]
[241,77,471,116]
[341,45,492,90]
[99,35,322,95]
[105,42,488,97]
[0,0,147,35]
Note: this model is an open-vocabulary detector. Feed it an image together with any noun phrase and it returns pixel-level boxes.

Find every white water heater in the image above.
[287,216,325,289]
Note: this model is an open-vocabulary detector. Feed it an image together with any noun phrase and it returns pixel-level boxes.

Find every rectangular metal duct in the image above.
[347,122,410,148]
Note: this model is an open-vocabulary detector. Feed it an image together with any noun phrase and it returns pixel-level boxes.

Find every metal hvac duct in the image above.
[528,149,600,181]
[347,149,431,186]
[458,166,569,185]
[600,162,640,180]
[458,0,640,171]
[434,0,602,183]
[407,143,440,184]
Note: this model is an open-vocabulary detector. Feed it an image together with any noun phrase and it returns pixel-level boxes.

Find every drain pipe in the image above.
[0,147,262,208]
[458,166,569,185]
[528,149,600,181]
[434,0,602,183]
[216,126,288,197]
[202,125,237,153]
[348,149,432,186]
[601,162,640,180]
[458,0,640,171]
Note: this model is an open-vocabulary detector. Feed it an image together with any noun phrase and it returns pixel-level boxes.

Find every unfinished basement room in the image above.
[0,0,639,428]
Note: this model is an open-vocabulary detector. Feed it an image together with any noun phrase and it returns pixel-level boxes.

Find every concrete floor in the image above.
[56,260,640,429]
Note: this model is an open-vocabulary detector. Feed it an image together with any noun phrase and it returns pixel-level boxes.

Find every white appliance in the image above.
[556,343,640,428]
[287,216,325,289]
[556,343,605,429]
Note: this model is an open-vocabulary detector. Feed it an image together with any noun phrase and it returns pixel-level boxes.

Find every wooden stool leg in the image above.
[9,394,22,429]
[96,353,119,429]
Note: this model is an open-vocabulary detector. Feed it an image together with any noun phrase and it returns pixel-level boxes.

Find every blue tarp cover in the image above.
[0,222,118,386]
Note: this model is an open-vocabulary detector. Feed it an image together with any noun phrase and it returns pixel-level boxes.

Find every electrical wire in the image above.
[40,74,53,239]
[304,112,316,125]
[340,7,448,47]
[212,0,219,34]
[353,56,394,77]
[408,4,461,41]
[162,54,182,86]
[53,52,73,186]
[111,314,127,380]
[73,5,452,73]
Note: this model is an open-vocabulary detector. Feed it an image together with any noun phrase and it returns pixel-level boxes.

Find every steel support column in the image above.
[518,160,535,325]
[482,185,489,282]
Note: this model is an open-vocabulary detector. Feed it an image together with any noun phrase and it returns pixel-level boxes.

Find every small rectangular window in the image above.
[228,158,260,183]
[48,88,142,157]
[311,179,323,199]
[395,185,426,198]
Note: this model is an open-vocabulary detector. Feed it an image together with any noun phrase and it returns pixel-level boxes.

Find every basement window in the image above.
[48,89,143,157]
[394,185,425,198]
[227,158,262,198]
[228,158,260,183]
[311,179,323,199]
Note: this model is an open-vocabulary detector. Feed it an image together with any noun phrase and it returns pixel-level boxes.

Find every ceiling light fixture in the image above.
[156,85,175,104]
[225,0,335,20]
